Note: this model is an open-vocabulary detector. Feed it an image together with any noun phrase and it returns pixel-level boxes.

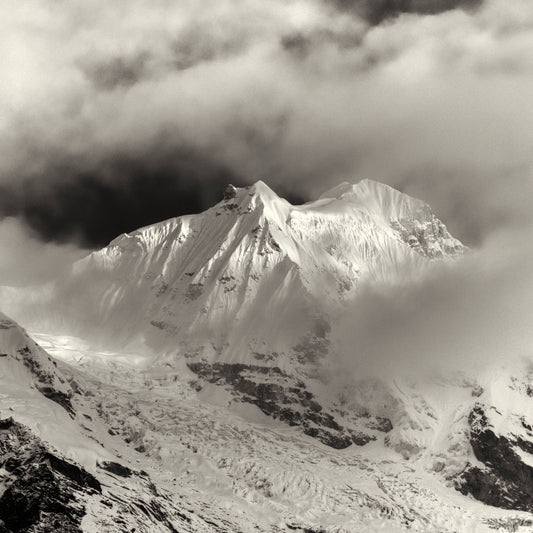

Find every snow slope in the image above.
[20,328,533,533]
[0,312,328,532]
[0,311,104,467]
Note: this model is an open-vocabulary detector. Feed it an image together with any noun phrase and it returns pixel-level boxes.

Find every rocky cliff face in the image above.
[188,362,392,449]
[454,367,533,512]
[0,415,210,533]
[0,417,100,533]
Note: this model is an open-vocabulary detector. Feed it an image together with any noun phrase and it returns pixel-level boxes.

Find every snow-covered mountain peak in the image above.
[316,178,465,259]
[3,178,466,360]
[218,180,292,230]
[246,179,282,201]
[221,179,288,207]
[102,179,445,258]
[319,180,364,199]
[320,179,428,220]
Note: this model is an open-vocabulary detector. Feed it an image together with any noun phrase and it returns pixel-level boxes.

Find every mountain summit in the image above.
[8,179,464,357]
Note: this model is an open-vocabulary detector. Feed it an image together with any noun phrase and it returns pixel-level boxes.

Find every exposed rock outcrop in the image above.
[455,405,533,512]
[188,362,379,449]
[0,417,100,532]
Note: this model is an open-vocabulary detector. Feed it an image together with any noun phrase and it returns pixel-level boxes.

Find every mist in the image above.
[0,218,87,286]
[1,0,533,372]
[328,222,533,380]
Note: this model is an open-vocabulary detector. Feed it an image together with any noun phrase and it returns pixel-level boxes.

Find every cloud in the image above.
[0,0,532,258]
[329,0,484,25]
[0,146,246,247]
[328,223,533,380]
[0,218,86,286]
[81,53,151,91]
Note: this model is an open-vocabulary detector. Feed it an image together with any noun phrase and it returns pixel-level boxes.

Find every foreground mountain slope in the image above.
[29,328,533,533]
[0,313,283,532]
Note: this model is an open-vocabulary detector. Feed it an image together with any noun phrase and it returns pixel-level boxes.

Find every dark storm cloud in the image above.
[331,0,484,25]
[0,143,307,248]
[0,148,245,247]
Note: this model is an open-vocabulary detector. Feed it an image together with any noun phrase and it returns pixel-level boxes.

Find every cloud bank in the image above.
[330,0,483,25]
[0,218,86,286]
[328,222,533,380]
[2,0,532,248]
[1,0,533,372]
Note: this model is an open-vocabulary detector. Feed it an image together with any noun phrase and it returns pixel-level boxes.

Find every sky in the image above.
[1,0,532,286]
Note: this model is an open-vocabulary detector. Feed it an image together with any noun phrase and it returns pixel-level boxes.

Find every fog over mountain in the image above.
[1,2,533,530]
[1,0,532,371]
